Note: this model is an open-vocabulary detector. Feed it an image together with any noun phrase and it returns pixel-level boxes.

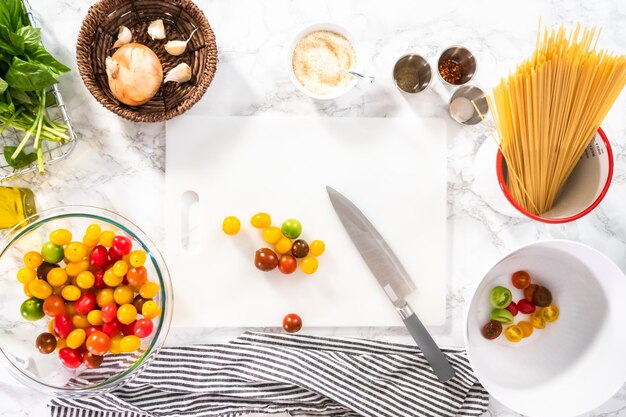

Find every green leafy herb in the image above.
[3,145,36,169]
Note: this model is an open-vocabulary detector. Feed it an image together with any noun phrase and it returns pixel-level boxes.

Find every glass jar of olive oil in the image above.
[0,186,36,229]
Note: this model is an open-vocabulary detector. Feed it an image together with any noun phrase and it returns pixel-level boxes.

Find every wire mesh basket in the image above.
[0,0,78,182]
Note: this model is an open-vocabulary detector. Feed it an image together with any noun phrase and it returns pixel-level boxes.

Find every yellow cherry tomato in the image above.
[46,267,68,287]
[65,302,77,317]
[47,319,56,336]
[23,283,32,297]
[112,260,129,277]
[300,256,318,275]
[87,309,103,326]
[110,334,123,354]
[55,338,66,352]
[222,216,241,235]
[117,304,137,325]
[76,271,95,289]
[250,212,271,229]
[275,237,292,255]
[541,304,559,322]
[530,310,546,329]
[65,259,89,277]
[61,285,81,301]
[103,269,123,287]
[82,235,99,248]
[309,240,325,257]
[504,325,524,342]
[72,314,90,329]
[129,250,147,268]
[99,230,115,247]
[120,335,141,352]
[64,242,88,263]
[23,251,43,268]
[262,226,282,244]
[518,321,533,338]
[50,229,72,246]
[66,328,86,349]
[17,267,37,284]
[96,288,114,307]
[139,282,159,299]
[28,279,52,299]
[142,301,161,320]
[114,285,134,305]
[85,224,102,240]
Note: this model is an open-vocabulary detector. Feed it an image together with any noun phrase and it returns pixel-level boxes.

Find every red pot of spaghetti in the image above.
[496,128,613,224]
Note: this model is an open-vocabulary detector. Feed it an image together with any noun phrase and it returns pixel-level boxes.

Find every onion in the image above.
[105,43,163,106]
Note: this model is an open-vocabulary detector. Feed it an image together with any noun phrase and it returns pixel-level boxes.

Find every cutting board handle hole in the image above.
[181,190,200,251]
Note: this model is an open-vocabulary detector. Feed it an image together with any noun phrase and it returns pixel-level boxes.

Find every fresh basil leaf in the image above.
[3,146,37,170]
[0,102,12,114]
[0,24,25,55]
[0,77,7,95]
[0,0,27,32]
[0,91,14,114]
[27,46,70,78]
[8,87,32,104]
[17,26,40,51]
[5,57,57,91]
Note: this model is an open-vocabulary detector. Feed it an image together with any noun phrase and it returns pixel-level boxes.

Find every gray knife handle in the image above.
[400,305,456,382]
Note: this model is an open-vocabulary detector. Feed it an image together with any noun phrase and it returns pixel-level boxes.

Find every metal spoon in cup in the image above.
[348,70,375,84]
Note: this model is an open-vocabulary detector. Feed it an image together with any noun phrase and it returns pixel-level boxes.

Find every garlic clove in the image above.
[113,25,132,48]
[147,19,166,40]
[105,56,119,78]
[164,63,192,83]
[164,40,187,56]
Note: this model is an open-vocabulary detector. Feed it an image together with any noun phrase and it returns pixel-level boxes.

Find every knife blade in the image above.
[326,186,455,382]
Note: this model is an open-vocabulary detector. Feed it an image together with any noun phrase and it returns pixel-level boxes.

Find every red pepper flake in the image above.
[439,59,464,84]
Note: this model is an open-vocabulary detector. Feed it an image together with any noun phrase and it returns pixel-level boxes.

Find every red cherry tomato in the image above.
[83,352,103,369]
[89,245,109,270]
[53,314,73,339]
[108,246,123,264]
[282,313,302,333]
[517,299,536,314]
[93,271,106,290]
[511,270,531,289]
[58,347,83,369]
[112,236,132,256]
[75,293,96,315]
[122,321,136,336]
[278,255,297,274]
[134,318,154,338]
[86,331,111,356]
[255,248,279,271]
[127,266,147,287]
[101,303,117,323]
[505,301,518,316]
[86,325,102,337]
[524,284,538,302]
[102,318,122,337]
[43,295,65,317]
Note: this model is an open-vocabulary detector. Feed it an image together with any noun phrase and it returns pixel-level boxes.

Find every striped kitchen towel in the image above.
[49,331,489,417]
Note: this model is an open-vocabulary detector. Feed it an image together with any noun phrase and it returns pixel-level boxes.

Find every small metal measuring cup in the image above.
[448,85,488,125]
[437,46,477,86]
[392,54,432,93]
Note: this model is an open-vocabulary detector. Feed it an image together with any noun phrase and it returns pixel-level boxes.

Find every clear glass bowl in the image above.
[0,206,173,397]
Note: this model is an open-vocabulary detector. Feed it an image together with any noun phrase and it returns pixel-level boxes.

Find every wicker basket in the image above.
[76,0,217,123]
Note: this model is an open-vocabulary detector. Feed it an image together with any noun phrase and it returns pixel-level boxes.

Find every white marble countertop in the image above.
[1,0,626,415]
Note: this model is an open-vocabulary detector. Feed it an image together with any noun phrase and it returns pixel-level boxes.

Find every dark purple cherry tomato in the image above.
[58,347,82,368]
[36,332,57,354]
[83,352,103,369]
[134,318,154,338]
[291,240,309,258]
[37,262,59,280]
[532,286,553,307]
[54,314,73,339]
[89,245,108,270]
[282,313,302,333]
[255,248,279,271]
[133,295,150,313]
[75,293,96,315]
[112,236,132,256]
[481,320,503,340]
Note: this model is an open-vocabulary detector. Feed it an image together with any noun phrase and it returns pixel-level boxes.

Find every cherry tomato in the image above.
[511,270,531,289]
[117,304,137,325]
[72,314,90,329]
[36,332,57,354]
[524,284,538,302]
[109,334,123,354]
[54,314,73,339]
[66,329,86,349]
[481,320,502,340]
[20,298,44,321]
[275,238,293,255]
[83,235,99,249]
[17,267,37,284]
[127,266,147,287]
[65,302,77,316]
[505,301,518,316]
[64,242,88,263]
[120,335,141,352]
[133,295,150,313]
[300,256,318,275]
[102,318,122,337]
[532,286,553,307]
[489,286,512,308]
[89,245,109,270]
[134,318,154,338]
[96,288,114,307]
[139,282,159,299]
[122,321,136,336]
[222,216,241,235]
[278,255,297,274]
[103,269,123,287]
[46,267,68,287]
[61,285,81,302]
[86,224,102,240]
[262,226,282,244]
[66,260,89,277]
[504,325,524,342]
[28,279,52,299]
[99,231,115,247]
[255,248,279,271]
[23,251,43,268]
[75,293,97,315]
[86,331,111,356]
[530,310,546,329]
[250,212,271,229]
[108,246,123,264]
[76,271,95,289]
[518,321,533,338]
[50,229,72,246]
[112,235,132,256]
[41,242,64,264]
[43,295,65,317]
[129,250,147,268]
[490,308,514,325]
[291,239,309,258]
[37,262,59,280]
[141,301,161,320]
[87,310,103,326]
[58,347,83,369]
[309,240,325,257]
[114,285,134,305]
[83,352,103,369]
[541,304,559,322]
[85,325,102,337]
[517,299,536,314]
[281,219,302,240]
[93,271,107,290]
[101,303,117,323]
[282,313,302,333]
[112,260,129,277]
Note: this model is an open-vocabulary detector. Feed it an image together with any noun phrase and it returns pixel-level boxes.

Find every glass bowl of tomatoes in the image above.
[0,206,173,396]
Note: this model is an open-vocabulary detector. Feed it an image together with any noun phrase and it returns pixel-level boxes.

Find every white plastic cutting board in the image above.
[165,117,446,327]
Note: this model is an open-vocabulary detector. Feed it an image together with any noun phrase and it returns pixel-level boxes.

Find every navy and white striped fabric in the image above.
[49,332,489,417]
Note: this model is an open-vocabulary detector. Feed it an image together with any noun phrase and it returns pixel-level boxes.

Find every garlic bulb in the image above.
[113,25,132,48]
[164,63,192,83]
[164,28,199,56]
[147,19,166,40]
[106,43,163,106]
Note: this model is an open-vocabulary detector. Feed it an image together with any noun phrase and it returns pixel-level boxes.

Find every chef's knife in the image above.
[326,186,455,382]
